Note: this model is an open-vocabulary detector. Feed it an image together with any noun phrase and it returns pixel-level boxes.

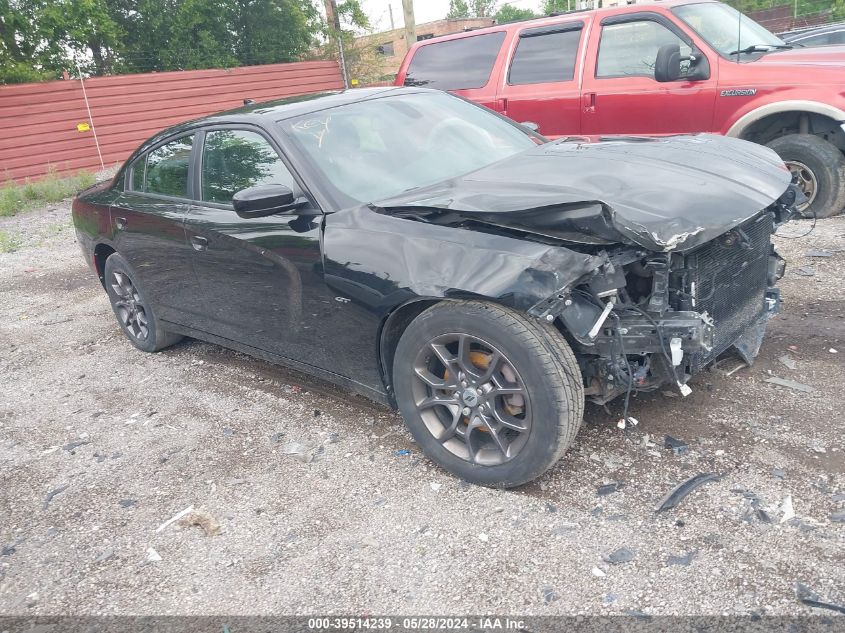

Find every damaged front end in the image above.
[371,133,802,404]
[528,189,798,403]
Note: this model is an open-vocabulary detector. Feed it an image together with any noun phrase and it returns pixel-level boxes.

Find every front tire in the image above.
[392,301,584,488]
[103,252,182,353]
[766,134,845,218]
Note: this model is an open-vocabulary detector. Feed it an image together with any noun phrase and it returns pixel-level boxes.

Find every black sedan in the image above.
[73,87,799,487]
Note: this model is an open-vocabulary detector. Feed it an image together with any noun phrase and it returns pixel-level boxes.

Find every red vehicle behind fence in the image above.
[395,0,845,218]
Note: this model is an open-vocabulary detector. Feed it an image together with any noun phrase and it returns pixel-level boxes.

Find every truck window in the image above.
[596,20,691,79]
[508,26,582,85]
[403,32,506,90]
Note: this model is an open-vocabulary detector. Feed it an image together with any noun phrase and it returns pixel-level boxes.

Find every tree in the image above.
[494,5,535,23]
[447,0,469,18]
[541,0,569,13]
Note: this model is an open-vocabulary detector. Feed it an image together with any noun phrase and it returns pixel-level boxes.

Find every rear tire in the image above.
[103,253,182,353]
[766,134,845,218]
[392,300,584,488]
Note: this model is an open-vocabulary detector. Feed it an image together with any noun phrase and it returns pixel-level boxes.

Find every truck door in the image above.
[580,12,717,135]
[496,20,586,138]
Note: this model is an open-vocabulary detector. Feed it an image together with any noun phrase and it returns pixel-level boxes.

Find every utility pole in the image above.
[389,3,395,30]
[402,0,416,47]
[324,0,349,88]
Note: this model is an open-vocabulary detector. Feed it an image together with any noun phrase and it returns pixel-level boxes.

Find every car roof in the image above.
[783,23,845,40]
[133,86,428,155]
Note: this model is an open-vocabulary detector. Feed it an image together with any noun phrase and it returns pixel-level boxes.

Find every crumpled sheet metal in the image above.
[323,205,605,314]
[376,134,791,253]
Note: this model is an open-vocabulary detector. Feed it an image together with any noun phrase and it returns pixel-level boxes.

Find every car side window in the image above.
[143,135,194,197]
[508,26,582,85]
[403,31,506,91]
[200,129,295,204]
[597,20,692,79]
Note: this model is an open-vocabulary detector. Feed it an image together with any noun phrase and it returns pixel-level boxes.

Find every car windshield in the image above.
[674,2,786,57]
[278,91,538,206]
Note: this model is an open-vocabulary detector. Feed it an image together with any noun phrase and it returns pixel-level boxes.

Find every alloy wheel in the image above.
[411,332,531,466]
[110,271,149,341]
[785,160,818,212]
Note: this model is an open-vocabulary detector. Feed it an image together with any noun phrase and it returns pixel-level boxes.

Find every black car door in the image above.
[110,134,201,325]
[183,126,338,366]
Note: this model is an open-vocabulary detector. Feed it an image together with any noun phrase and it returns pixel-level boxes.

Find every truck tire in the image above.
[766,134,845,218]
[392,300,584,488]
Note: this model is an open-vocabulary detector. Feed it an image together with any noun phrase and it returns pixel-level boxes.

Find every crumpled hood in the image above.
[375,134,791,252]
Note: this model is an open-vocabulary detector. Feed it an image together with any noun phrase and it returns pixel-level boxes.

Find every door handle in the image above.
[190,236,208,251]
[582,92,596,114]
[115,217,127,230]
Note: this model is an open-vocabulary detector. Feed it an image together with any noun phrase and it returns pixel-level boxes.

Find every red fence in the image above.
[0,61,344,183]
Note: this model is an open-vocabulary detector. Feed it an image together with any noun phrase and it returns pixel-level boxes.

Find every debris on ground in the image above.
[616,416,638,430]
[793,266,815,276]
[430,482,442,492]
[771,467,786,480]
[777,355,797,370]
[667,551,696,566]
[477,533,489,542]
[597,482,624,496]
[280,441,321,463]
[764,377,815,393]
[62,439,91,452]
[42,484,69,510]
[156,505,194,533]
[591,566,606,577]
[780,495,795,524]
[118,499,137,508]
[394,449,410,456]
[664,435,688,456]
[542,586,557,604]
[94,549,115,564]
[805,249,834,257]
[830,510,845,523]
[795,582,845,614]
[603,547,635,564]
[145,547,162,562]
[178,508,221,536]
[830,348,839,354]
[655,473,720,512]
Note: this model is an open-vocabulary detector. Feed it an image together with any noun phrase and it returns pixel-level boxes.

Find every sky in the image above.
[358,0,545,33]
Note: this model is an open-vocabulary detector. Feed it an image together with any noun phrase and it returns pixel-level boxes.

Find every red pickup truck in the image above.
[395,0,845,218]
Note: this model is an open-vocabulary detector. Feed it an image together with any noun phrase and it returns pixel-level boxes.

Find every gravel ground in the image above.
[0,200,843,616]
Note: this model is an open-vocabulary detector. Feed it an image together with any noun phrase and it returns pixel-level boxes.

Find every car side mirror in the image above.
[655,43,682,82]
[233,184,297,219]
[655,43,710,82]
[521,121,540,133]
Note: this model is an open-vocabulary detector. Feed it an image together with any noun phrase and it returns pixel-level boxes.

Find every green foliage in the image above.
[447,0,470,18]
[541,0,571,13]
[494,5,536,23]
[0,168,96,217]
[1,0,369,83]
[0,229,23,252]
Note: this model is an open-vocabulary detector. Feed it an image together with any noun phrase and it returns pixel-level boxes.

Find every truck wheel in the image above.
[766,134,845,218]
[392,300,584,488]
[104,253,183,353]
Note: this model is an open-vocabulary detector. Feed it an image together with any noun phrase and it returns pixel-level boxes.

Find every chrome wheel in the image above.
[785,160,818,212]
[411,332,531,466]
[110,271,149,341]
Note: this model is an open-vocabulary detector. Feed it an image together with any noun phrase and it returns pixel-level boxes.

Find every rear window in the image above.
[404,31,506,91]
[508,25,582,85]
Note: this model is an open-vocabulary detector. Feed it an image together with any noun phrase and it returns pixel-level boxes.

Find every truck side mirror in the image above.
[655,43,682,82]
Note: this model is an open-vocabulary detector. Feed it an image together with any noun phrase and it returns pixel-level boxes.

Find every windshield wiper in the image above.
[729,44,794,55]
